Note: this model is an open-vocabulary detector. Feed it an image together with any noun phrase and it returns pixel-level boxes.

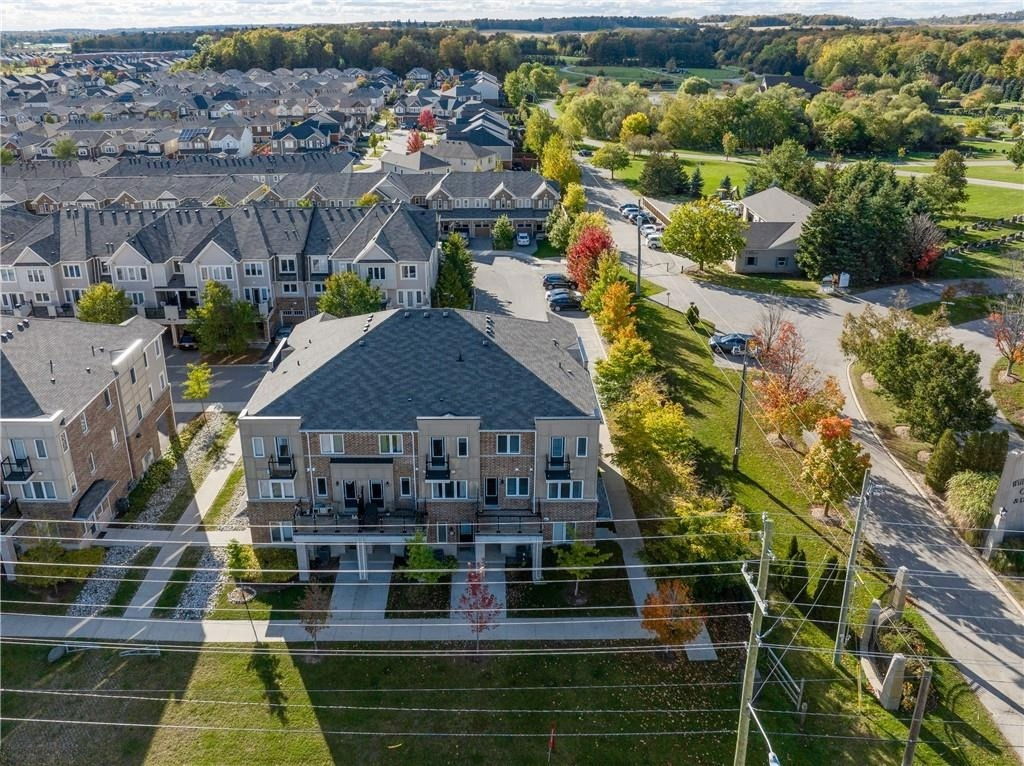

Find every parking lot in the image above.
[472,249,556,322]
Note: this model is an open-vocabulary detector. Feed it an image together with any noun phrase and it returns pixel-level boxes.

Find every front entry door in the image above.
[484,477,499,506]
[343,481,357,508]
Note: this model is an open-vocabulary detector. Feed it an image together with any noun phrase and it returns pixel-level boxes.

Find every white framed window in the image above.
[506,477,529,497]
[88,452,96,474]
[110,428,119,447]
[65,288,85,303]
[278,257,297,273]
[59,431,69,453]
[251,437,265,458]
[367,266,386,281]
[436,522,449,543]
[34,292,51,303]
[309,256,327,274]
[430,480,468,499]
[199,265,234,282]
[281,283,298,294]
[81,413,89,434]
[401,264,417,279]
[457,436,469,458]
[243,262,265,277]
[26,268,47,283]
[114,266,148,281]
[576,436,588,458]
[259,479,295,499]
[0,268,15,282]
[319,434,345,454]
[34,439,48,459]
[400,476,412,497]
[103,389,112,409]
[547,480,584,500]
[23,481,57,500]
[271,521,294,542]
[128,292,145,306]
[378,433,403,455]
[315,476,329,497]
[68,472,78,496]
[496,434,520,455]
[62,264,83,279]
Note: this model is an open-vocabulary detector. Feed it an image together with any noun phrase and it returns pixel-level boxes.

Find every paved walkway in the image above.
[118,431,243,618]
[330,551,390,620]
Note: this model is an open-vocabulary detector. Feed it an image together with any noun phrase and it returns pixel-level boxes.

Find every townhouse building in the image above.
[0,316,175,545]
[238,308,601,581]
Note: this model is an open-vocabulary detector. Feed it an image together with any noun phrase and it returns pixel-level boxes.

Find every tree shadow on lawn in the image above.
[247,649,288,723]
[636,301,720,410]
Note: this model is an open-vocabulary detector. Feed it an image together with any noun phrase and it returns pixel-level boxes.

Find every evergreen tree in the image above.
[790,547,809,604]
[689,167,704,198]
[638,153,685,197]
[774,535,798,599]
[432,233,475,308]
[812,555,844,625]
[925,429,960,493]
[719,174,733,199]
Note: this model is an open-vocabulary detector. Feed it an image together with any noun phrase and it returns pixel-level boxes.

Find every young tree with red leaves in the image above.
[457,562,502,653]
[406,130,425,154]
[417,107,436,132]
[753,321,845,447]
[566,227,615,292]
[641,580,704,656]
[991,291,1024,380]
[800,416,870,518]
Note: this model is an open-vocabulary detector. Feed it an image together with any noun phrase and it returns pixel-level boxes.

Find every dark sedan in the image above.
[708,332,755,355]
[549,293,584,313]
[542,273,576,290]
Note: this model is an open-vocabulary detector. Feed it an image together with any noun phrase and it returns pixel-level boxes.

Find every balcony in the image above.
[1,456,34,483]
[424,453,450,480]
[545,453,571,480]
[475,510,543,536]
[267,456,296,479]
[294,505,425,536]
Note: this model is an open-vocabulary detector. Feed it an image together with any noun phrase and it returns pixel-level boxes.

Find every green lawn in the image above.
[965,165,1024,184]
[677,66,744,84]
[532,240,562,259]
[564,65,683,86]
[618,155,754,199]
[911,294,1001,325]
[961,184,1024,219]
[152,546,205,618]
[386,560,452,619]
[198,460,244,530]
[991,358,1024,437]
[691,269,822,300]
[207,582,307,621]
[1,548,105,615]
[934,222,1024,279]
[849,362,931,475]
[505,539,635,617]
[101,547,160,617]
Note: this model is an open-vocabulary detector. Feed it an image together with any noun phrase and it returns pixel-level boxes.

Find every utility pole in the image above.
[635,198,643,296]
[732,351,750,471]
[832,470,872,666]
[734,513,774,766]
[902,666,932,766]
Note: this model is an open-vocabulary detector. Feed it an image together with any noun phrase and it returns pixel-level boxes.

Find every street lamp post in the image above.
[635,197,643,296]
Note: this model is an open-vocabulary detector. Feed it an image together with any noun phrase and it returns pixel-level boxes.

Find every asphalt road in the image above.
[579,159,1024,753]
[163,342,268,412]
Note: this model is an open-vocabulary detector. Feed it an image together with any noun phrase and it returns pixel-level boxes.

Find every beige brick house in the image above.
[0,316,175,550]
[238,308,601,581]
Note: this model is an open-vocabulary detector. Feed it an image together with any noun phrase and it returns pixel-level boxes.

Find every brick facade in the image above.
[125,389,175,479]
[65,381,132,509]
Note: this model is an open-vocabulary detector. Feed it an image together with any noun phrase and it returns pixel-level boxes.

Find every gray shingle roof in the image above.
[0,315,163,419]
[246,309,599,430]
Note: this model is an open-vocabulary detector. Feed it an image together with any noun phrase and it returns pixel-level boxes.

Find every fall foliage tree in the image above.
[990,292,1024,379]
[592,143,630,179]
[661,198,747,271]
[540,133,581,190]
[457,562,502,652]
[582,251,623,315]
[561,182,587,217]
[298,583,330,654]
[596,280,636,341]
[800,417,870,517]
[595,334,658,405]
[406,130,425,153]
[566,226,615,292]
[416,107,436,132]
[642,580,704,654]
[619,112,651,143]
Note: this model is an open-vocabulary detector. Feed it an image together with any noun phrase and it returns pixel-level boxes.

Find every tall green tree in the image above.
[925,429,960,493]
[540,133,581,190]
[431,232,475,310]
[921,149,968,219]
[186,281,258,354]
[53,138,78,160]
[747,139,821,201]
[554,533,613,598]
[1007,140,1024,171]
[662,198,747,271]
[903,342,995,441]
[76,283,132,324]
[523,109,557,156]
[403,530,455,584]
[183,362,212,423]
[592,143,630,179]
[637,152,686,196]
[317,271,383,317]
[491,215,515,249]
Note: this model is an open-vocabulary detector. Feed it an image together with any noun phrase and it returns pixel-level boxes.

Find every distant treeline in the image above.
[72,30,227,52]
[466,16,690,32]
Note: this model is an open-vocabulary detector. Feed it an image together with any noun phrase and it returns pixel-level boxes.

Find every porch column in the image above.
[356,541,369,582]
[296,542,310,582]
[532,540,543,583]
[169,324,180,346]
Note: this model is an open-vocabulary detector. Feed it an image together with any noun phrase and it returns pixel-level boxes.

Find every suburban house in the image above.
[379,150,452,175]
[0,315,175,546]
[733,187,816,275]
[238,308,601,581]
[757,75,823,96]
[423,172,560,238]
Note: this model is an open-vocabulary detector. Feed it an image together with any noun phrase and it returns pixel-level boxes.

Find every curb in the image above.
[846,361,1024,619]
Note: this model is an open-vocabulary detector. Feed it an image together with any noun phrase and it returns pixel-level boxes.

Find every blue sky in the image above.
[3,1,1020,32]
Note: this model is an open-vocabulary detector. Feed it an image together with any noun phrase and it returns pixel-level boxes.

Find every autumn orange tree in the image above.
[596,280,637,340]
[800,416,870,518]
[752,321,845,447]
[406,130,425,153]
[567,226,615,292]
[641,579,704,654]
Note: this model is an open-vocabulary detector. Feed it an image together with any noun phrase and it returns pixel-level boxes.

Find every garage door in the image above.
[474,223,491,238]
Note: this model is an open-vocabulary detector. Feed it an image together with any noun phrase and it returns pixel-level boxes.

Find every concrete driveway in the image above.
[163,339,269,412]
[472,249,555,322]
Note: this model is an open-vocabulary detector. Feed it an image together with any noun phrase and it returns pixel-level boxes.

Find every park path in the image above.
[118,429,244,619]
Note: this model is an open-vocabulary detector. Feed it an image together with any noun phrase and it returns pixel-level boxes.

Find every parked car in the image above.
[545,287,584,301]
[577,149,592,157]
[274,325,293,342]
[708,332,755,356]
[549,292,584,312]
[177,332,198,350]
[516,231,531,247]
[620,206,640,219]
[640,223,662,237]
[647,235,663,250]
[542,273,576,290]
[618,203,638,213]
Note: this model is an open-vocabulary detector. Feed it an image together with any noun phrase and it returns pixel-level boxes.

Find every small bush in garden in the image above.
[945,470,1000,545]
[988,537,1024,574]
[255,547,299,583]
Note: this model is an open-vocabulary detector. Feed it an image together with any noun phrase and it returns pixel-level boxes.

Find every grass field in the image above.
[207,582,307,621]
[617,155,754,198]
[198,460,244,530]
[691,269,822,300]
[911,293,1001,325]
[991,358,1024,436]
[934,223,1024,279]
[849,362,931,475]
[562,65,742,88]
[962,184,1024,219]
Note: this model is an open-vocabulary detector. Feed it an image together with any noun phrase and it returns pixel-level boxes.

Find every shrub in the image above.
[492,215,515,249]
[945,470,999,545]
[811,555,844,626]
[988,537,1024,574]
[925,429,959,493]
[960,430,1009,474]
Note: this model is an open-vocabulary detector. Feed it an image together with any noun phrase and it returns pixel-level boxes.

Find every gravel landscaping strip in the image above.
[66,546,140,617]
[172,547,228,621]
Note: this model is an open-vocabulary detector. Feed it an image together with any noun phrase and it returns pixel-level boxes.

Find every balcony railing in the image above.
[545,453,571,480]
[475,510,543,536]
[1,456,34,483]
[424,453,450,480]
[294,505,425,536]
[267,456,296,479]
